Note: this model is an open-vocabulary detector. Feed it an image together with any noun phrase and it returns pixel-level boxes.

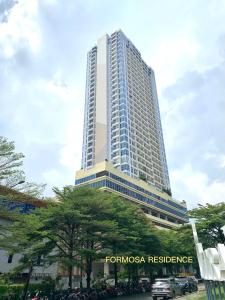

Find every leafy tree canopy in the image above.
[189,202,225,247]
[0,136,45,197]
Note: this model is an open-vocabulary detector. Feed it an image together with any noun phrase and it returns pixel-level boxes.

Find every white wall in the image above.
[95,34,108,163]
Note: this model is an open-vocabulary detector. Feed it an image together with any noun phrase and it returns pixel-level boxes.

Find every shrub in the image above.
[0,284,24,299]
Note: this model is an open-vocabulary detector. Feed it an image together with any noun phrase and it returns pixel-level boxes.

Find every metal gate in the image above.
[205,280,225,299]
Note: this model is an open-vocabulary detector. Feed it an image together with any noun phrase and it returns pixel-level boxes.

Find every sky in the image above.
[0,0,225,209]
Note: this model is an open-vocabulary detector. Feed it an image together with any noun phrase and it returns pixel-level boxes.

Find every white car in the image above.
[152,278,182,299]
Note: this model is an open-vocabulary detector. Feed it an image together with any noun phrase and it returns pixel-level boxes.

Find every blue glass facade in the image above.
[110,31,131,177]
[75,171,188,222]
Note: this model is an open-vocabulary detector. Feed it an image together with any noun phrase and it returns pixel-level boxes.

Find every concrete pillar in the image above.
[104,262,109,277]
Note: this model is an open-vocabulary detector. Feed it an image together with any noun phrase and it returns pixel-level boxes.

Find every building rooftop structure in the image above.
[0,184,46,216]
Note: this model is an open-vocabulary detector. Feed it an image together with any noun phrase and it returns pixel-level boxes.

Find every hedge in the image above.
[0,284,24,299]
[0,281,55,299]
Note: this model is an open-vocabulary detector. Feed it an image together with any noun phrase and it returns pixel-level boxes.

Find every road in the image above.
[112,293,152,300]
[111,284,205,300]
[112,293,201,300]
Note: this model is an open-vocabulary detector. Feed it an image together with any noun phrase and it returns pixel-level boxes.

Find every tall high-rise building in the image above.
[81,30,170,191]
[76,30,188,229]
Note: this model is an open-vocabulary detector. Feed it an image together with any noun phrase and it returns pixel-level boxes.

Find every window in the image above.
[120,135,128,142]
[121,149,129,156]
[8,254,13,264]
[120,128,127,135]
[121,141,128,148]
[121,164,130,171]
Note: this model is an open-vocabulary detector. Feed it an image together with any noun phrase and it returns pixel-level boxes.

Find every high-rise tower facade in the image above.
[82,30,170,191]
[76,30,187,228]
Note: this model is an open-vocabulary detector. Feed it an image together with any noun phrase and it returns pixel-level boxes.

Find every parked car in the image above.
[175,277,190,295]
[188,276,199,285]
[175,277,198,295]
[152,278,182,299]
[187,277,198,292]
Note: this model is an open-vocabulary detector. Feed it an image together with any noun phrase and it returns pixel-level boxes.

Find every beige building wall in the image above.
[95,34,108,163]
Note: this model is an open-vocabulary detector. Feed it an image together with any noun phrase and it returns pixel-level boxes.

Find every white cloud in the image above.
[59,110,83,170]
[171,164,225,209]
[150,35,200,90]
[221,156,225,168]
[0,0,41,58]
[36,76,81,104]
[42,168,72,193]
[43,0,59,6]
[203,152,217,160]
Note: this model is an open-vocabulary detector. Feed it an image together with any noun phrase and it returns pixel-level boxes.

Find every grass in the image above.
[184,291,207,300]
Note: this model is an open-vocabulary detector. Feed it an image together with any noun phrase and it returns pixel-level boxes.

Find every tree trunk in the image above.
[80,262,83,288]
[114,263,118,286]
[131,265,138,284]
[150,271,154,284]
[86,257,92,290]
[22,264,33,300]
[68,264,73,290]
[128,268,131,286]
[68,229,75,290]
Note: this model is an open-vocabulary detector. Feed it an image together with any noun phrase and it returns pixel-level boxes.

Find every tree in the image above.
[0,212,52,300]
[105,198,162,285]
[38,186,163,289]
[189,202,225,247]
[0,136,24,182]
[37,186,117,290]
[37,188,85,290]
[0,136,45,197]
[4,170,46,198]
[77,193,118,289]
[158,225,199,276]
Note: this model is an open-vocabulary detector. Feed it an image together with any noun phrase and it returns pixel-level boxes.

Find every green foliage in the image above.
[189,202,225,247]
[185,292,206,300]
[0,285,8,295]
[3,184,210,290]
[28,278,56,294]
[0,136,24,181]
[37,186,119,289]
[35,186,161,288]
[161,187,172,196]
[157,224,199,276]
[139,174,147,182]
[0,284,24,299]
[0,211,53,300]
[0,136,45,197]
[0,280,55,299]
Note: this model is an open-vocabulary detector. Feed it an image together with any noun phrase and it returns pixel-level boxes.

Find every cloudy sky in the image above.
[0,0,225,209]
